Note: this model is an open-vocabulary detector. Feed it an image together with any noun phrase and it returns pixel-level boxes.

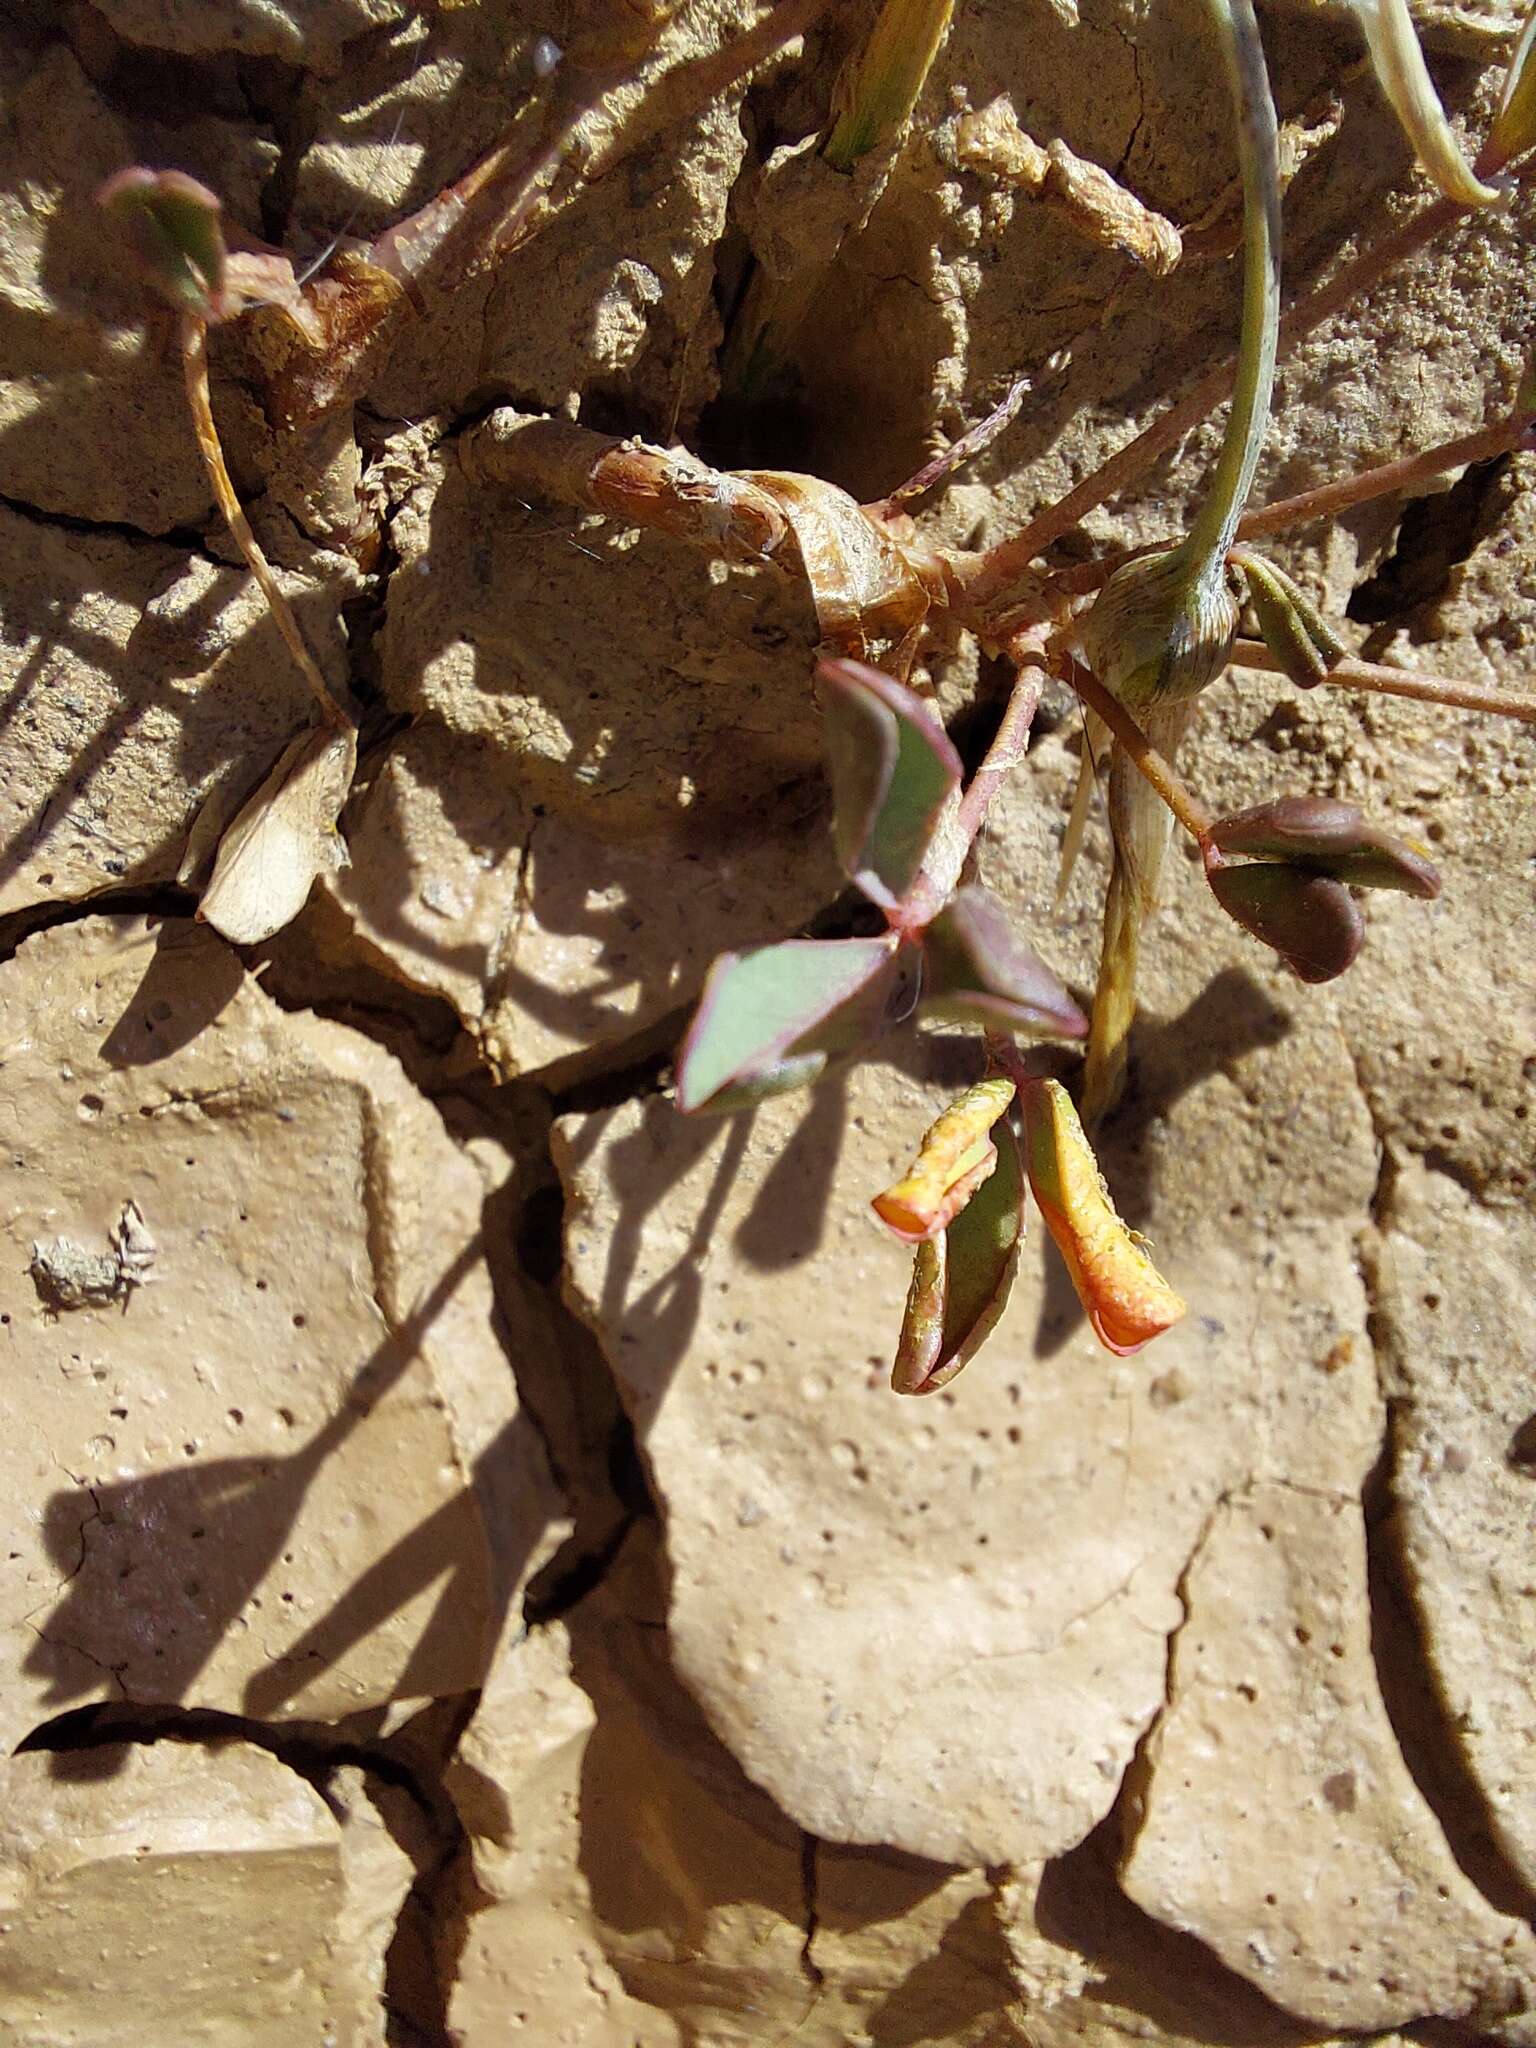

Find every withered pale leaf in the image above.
[746,472,943,654]
[198,724,357,945]
[1351,0,1506,206]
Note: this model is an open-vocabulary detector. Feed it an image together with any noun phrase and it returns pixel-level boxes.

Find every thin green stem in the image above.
[1181,0,1281,572]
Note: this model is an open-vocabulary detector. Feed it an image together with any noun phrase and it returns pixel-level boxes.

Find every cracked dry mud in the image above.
[0,2,1533,2044]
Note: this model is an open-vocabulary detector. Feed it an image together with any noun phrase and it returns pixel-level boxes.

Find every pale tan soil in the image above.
[0,3,1533,2043]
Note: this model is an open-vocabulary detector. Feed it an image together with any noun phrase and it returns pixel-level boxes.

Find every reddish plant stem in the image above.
[1238,409,1533,539]
[376,2,833,296]
[964,193,1466,599]
[1044,405,1534,600]
[1057,654,1216,843]
[1233,639,1536,724]
[893,662,1044,934]
[953,665,1045,846]
[982,1029,1039,1094]
[179,315,349,730]
[874,370,1036,513]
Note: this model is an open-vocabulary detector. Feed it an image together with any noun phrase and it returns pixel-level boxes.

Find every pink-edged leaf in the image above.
[920,884,1088,1037]
[817,658,962,907]
[892,1118,1024,1395]
[676,934,916,1114]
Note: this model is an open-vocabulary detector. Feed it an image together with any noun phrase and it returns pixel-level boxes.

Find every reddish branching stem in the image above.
[953,664,1045,847]
[964,193,1467,599]
[1056,653,1216,844]
[1238,409,1534,540]
[1233,640,1536,724]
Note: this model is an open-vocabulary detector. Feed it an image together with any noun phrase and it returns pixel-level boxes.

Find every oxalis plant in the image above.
[97,0,1536,1393]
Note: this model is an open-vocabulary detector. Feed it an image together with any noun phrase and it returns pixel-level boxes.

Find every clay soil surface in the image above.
[0,2,1533,2043]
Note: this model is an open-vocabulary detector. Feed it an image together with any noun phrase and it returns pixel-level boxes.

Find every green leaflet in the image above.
[1234,551,1347,688]
[818,658,962,907]
[98,167,227,315]
[676,934,913,1114]
[920,884,1089,1037]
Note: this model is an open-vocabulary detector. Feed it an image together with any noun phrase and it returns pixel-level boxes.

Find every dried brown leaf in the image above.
[198,725,357,946]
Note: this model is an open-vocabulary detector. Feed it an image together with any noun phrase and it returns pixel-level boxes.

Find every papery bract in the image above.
[198,724,356,945]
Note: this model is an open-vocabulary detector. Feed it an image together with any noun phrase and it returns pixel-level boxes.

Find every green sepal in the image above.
[1234,550,1347,689]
